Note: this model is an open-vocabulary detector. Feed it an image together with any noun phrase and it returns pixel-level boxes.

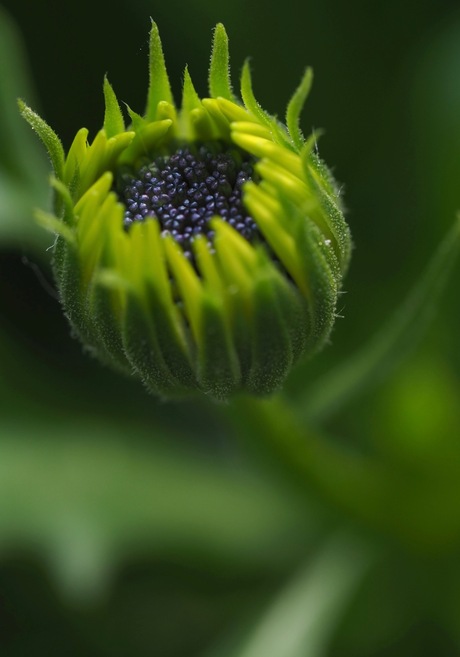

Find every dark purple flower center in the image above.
[117,141,261,261]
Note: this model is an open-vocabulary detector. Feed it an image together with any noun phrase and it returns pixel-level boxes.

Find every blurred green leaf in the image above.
[0,428,314,601]
[0,8,51,253]
[208,536,372,657]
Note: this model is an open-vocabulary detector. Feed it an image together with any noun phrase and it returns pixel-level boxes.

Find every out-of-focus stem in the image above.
[231,393,460,553]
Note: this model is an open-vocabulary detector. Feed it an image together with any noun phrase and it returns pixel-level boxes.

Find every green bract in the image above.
[20,23,351,400]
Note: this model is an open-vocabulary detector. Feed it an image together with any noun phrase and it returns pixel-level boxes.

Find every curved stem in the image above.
[294,217,460,423]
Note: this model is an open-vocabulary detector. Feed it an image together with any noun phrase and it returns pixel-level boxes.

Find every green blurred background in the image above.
[1,0,460,655]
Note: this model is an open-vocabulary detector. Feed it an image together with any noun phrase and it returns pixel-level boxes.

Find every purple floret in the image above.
[117,141,262,261]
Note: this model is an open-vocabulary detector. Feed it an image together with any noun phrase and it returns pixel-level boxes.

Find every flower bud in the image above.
[20,23,351,400]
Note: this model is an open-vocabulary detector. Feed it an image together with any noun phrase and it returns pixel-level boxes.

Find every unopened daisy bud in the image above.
[19,22,351,400]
